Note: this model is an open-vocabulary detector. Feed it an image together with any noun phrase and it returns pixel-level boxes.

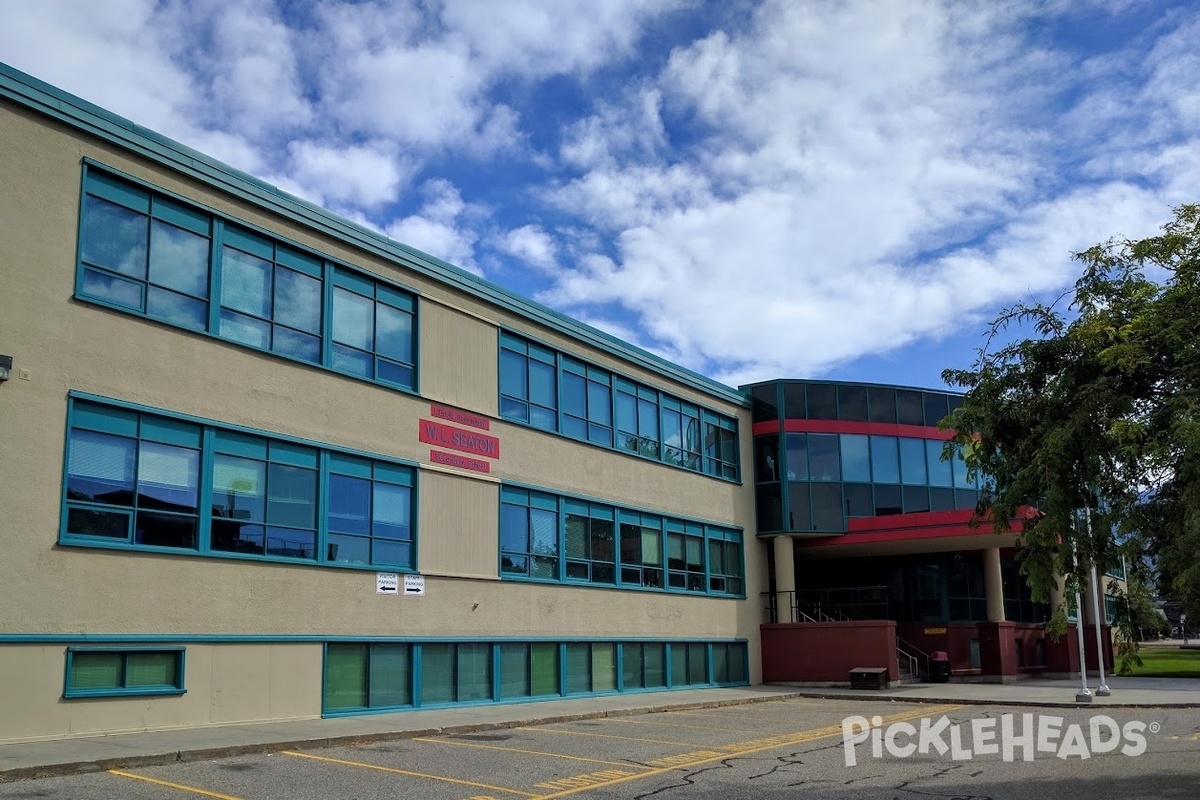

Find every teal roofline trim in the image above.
[0,634,747,644]
[0,61,747,407]
[739,377,963,397]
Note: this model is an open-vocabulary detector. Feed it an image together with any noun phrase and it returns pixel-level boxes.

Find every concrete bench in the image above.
[849,667,888,690]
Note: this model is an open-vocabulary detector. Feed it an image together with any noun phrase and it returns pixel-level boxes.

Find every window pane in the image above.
[500,504,529,557]
[838,386,868,421]
[370,644,411,708]
[135,510,196,548]
[376,303,413,363]
[784,433,808,480]
[787,483,810,530]
[897,390,923,425]
[266,525,315,559]
[904,485,931,513]
[267,464,316,528]
[150,221,209,297]
[221,247,272,317]
[870,436,900,483]
[810,483,843,530]
[67,507,129,538]
[900,438,927,485]
[327,533,369,564]
[332,343,373,378]
[274,267,321,333]
[531,643,559,696]
[333,287,374,349]
[565,514,588,559]
[782,383,805,419]
[68,430,135,504]
[373,482,411,541]
[500,643,530,699]
[688,643,706,684]
[325,643,368,710]
[953,446,974,488]
[670,644,688,686]
[530,508,558,556]
[329,474,370,535]
[83,196,148,278]
[273,327,320,363]
[591,643,615,692]
[868,387,897,422]
[806,384,837,419]
[70,652,122,690]
[562,373,586,417]
[874,484,903,515]
[126,652,177,687]
[373,540,410,567]
[623,643,644,688]
[137,442,199,512]
[923,393,950,427]
[844,483,873,517]
[212,455,265,519]
[220,309,271,349]
[840,435,870,482]
[587,382,611,425]
[808,434,840,481]
[148,287,206,330]
[457,643,492,701]
[565,643,590,694]
[643,643,665,687]
[82,268,142,309]
[500,350,528,400]
[421,644,455,703]
[927,440,953,487]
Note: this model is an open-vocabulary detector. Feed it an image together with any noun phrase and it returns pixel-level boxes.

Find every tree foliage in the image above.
[943,204,1200,655]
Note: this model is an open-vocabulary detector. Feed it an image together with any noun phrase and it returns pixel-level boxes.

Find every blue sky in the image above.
[3,1,1197,392]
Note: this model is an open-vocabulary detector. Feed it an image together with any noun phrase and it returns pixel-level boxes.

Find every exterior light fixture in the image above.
[0,355,11,381]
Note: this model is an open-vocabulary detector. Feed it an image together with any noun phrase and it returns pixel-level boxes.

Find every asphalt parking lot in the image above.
[3,697,1199,799]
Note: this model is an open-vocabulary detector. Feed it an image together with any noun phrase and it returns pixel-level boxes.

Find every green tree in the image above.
[942,204,1200,667]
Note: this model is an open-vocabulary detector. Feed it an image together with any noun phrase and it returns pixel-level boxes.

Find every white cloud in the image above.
[286,140,414,207]
[385,179,485,273]
[494,224,559,273]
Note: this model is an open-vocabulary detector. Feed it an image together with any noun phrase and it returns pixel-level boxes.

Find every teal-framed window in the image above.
[322,638,747,715]
[499,333,557,431]
[497,332,740,481]
[499,487,560,579]
[64,647,185,698]
[498,485,744,597]
[62,395,416,571]
[76,163,418,392]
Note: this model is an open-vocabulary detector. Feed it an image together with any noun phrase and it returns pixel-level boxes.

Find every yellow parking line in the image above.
[415,736,652,770]
[606,716,760,734]
[283,751,538,797]
[107,770,244,800]
[531,704,965,800]
[517,727,704,747]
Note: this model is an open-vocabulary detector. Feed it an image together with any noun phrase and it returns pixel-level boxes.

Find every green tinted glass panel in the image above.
[70,652,122,690]
[370,644,411,708]
[531,643,559,696]
[126,652,177,687]
[457,644,492,702]
[670,644,688,687]
[591,643,615,692]
[565,643,591,694]
[622,644,644,689]
[499,643,529,699]
[421,644,455,704]
[713,644,729,683]
[688,643,707,684]
[644,643,665,688]
[325,644,368,710]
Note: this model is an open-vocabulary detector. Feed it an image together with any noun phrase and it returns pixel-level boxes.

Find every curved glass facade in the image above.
[746,380,984,535]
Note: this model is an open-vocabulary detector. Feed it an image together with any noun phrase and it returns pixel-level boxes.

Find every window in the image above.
[76,165,417,391]
[713,642,748,684]
[619,511,664,588]
[869,436,899,483]
[324,643,412,711]
[326,455,415,569]
[421,643,492,704]
[499,485,742,598]
[499,333,558,430]
[622,643,666,689]
[65,404,201,549]
[497,332,739,479]
[219,226,323,363]
[331,270,415,388]
[62,397,416,571]
[564,500,616,584]
[79,171,212,330]
[65,648,184,698]
[499,642,560,699]
[670,642,709,686]
[840,434,870,482]
[565,642,616,694]
[499,487,560,579]
[616,379,661,459]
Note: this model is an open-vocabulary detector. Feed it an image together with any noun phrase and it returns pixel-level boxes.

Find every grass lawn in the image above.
[1125,647,1200,678]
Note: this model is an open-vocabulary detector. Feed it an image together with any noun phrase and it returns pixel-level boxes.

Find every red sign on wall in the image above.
[430,450,491,473]
[430,403,490,431]
[419,418,501,459]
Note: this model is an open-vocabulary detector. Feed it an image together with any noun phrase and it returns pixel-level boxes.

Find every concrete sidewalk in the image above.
[3,677,1199,783]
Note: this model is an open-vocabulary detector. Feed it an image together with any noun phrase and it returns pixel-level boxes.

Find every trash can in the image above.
[929,650,950,683]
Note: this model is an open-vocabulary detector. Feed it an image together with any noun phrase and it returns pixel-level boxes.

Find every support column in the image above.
[773,535,796,623]
[984,547,1005,622]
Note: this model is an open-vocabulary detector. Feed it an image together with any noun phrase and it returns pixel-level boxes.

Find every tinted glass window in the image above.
[756,435,780,483]
[751,384,779,422]
[806,384,837,419]
[868,387,897,422]
[783,383,807,419]
[756,484,782,532]
[903,485,930,513]
[896,390,923,425]
[838,386,868,421]
[807,434,840,481]
[785,433,809,480]
[810,484,843,531]
[840,435,870,482]
[787,483,810,531]
[874,484,903,515]
[923,393,950,427]
[899,438,927,485]
[844,483,874,517]
[869,436,899,483]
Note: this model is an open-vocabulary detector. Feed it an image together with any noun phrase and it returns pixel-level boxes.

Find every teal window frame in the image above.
[498,484,745,598]
[61,394,417,572]
[64,647,185,698]
[75,163,419,393]
[497,332,740,482]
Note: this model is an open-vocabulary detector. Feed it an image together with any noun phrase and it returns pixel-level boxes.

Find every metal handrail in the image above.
[895,636,930,679]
